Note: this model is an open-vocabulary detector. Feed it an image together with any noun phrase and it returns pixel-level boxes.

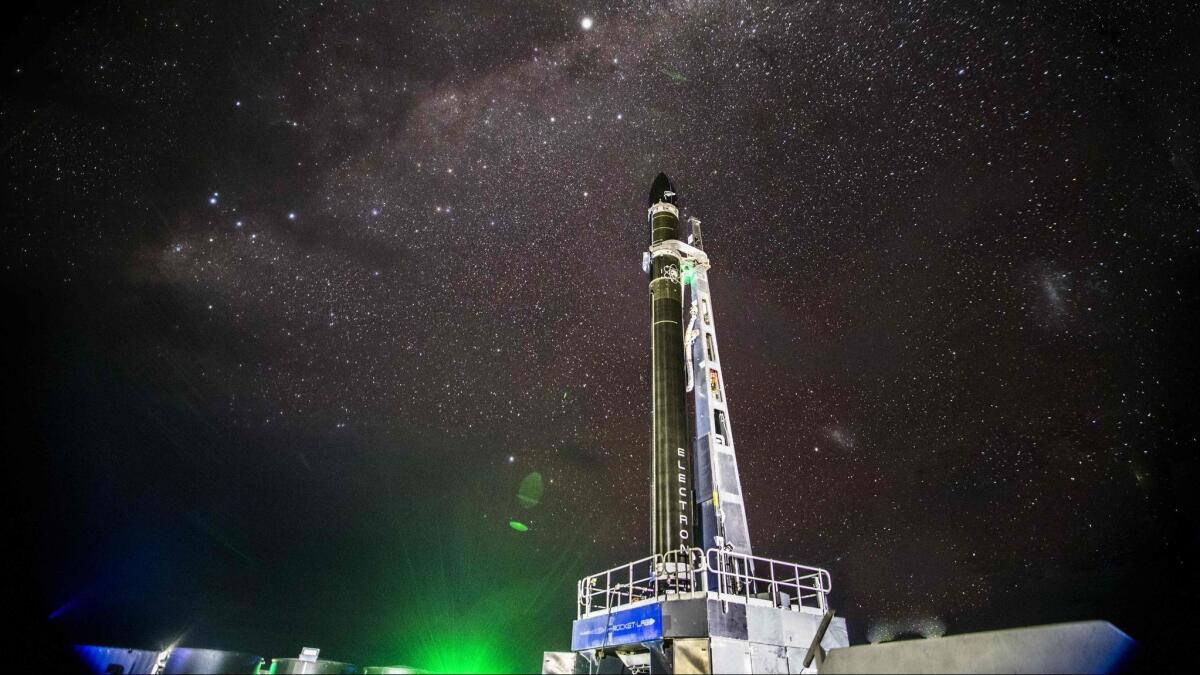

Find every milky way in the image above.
[5,1,1197,670]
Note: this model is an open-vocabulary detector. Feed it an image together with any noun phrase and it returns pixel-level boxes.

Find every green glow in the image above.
[361,457,592,673]
[517,472,544,508]
[410,629,511,674]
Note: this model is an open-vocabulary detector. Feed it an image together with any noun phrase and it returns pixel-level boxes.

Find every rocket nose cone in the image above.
[649,173,676,206]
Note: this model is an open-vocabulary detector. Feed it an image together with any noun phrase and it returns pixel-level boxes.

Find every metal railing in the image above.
[576,548,831,618]
[705,548,831,613]
[577,549,705,617]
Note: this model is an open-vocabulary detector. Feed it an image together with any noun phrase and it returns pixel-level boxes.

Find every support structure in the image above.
[682,216,753,559]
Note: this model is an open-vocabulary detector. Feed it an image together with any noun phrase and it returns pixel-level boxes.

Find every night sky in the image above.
[6,1,1198,671]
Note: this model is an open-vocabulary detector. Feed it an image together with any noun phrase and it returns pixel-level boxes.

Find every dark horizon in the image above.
[6,1,1198,671]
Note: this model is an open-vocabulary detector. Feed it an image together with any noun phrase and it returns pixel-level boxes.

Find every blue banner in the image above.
[606,602,662,645]
[571,614,609,651]
[571,603,663,651]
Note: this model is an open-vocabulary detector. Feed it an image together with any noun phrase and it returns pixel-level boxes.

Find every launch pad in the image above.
[556,548,849,673]
[541,175,1134,674]
[542,175,849,674]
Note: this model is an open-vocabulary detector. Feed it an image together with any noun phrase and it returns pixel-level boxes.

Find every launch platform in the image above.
[540,174,1134,674]
[541,175,850,674]
[550,547,848,673]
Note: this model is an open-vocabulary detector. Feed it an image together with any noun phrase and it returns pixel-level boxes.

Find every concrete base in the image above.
[818,621,1134,674]
[552,609,1135,674]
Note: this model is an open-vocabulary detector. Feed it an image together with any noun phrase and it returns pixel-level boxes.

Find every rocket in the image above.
[645,173,755,563]
[646,173,696,559]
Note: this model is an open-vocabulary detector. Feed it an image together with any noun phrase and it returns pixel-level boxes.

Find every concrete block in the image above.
[819,621,1134,674]
[711,637,752,674]
[778,608,822,648]
[746,604,786,645]
[821,616,850,651]
[663,597,710,638]
[749,642,789,674]
[707,600,749,640]
[786,646,811,674]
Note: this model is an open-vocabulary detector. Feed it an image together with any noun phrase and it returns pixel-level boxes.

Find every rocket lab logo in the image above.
[610,618,657,632]
[665,264,680,283]
[572,600,663,649]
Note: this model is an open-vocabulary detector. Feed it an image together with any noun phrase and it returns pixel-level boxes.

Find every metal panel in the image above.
[716,453,740,492]
[541,652,576,675]
[706,599,748,640]
[673,638,711,674]
[663,597,709,638]
[749,643,789,674]
[693,436,713,496]
[687,243,753,559]
[721,509,751,557]
[709,637,751,674]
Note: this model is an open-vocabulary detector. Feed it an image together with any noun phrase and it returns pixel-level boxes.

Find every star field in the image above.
[4,0,1198,670]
